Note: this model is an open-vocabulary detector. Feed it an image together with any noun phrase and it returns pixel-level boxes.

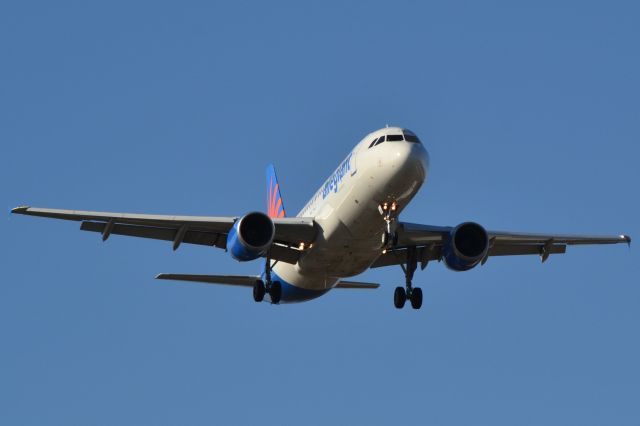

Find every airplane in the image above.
[12,127,631,309]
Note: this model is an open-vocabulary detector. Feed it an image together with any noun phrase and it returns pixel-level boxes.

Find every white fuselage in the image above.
[273,127,429,292]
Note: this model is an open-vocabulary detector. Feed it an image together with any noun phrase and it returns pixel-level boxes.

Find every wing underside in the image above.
[11,206,630,270]
[372,222,630,268]
[11,206,316,265]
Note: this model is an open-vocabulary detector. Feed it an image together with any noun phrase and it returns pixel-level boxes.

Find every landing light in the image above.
[299,242,305,250]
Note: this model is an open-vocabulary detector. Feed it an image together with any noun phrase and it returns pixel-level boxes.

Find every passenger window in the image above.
[387,134,404,142]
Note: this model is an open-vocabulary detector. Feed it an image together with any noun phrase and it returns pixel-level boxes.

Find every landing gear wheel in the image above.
[270,281,282,304]
[253,280,265,302]
[394,286,407,309]
[410,287,423,310]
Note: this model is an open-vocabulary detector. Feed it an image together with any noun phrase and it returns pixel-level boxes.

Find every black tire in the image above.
[394,286,406,309]
[410,287,423,310]
[270,281,282,304]
[253,280,265,302]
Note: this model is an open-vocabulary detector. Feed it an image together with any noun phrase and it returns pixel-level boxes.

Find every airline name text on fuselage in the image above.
[322,152,353,199]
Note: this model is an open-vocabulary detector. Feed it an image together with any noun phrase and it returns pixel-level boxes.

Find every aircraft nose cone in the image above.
[395,142,429,180]
[413,143,429,175]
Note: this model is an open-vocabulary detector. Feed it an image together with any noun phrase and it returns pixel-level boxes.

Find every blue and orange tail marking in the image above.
[266,164,286,218]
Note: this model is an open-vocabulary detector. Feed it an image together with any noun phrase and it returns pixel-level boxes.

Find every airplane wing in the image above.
[372,221,631,269]
[11,206,316,265]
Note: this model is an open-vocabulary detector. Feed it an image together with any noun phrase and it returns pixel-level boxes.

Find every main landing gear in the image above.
[394,246,423,310]
[253,257,281,304]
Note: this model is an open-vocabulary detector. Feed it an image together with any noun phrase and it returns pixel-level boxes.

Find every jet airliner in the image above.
[12,127,631,309]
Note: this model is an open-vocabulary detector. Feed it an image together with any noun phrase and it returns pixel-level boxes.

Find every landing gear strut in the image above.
[380,201,399,248]
[254,256,281,304]
[394,246,423,310]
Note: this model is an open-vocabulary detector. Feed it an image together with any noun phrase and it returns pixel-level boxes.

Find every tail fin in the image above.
[266,164,286,218]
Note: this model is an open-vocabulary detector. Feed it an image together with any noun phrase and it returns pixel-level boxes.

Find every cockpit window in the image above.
[404,134,421,143]
[368,133,421,148]
[368,136,385,149]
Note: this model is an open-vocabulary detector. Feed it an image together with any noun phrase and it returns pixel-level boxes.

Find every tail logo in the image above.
[266,165,286,218]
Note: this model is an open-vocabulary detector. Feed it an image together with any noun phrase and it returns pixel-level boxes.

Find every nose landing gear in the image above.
[380,201,399,248]
[393,246,423,310]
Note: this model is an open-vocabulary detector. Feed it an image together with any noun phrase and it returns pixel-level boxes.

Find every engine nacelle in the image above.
[443,222,489,271]
[226,212,275,262]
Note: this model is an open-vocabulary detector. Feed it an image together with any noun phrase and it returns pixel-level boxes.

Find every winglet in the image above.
[11,206,30,214]
[266,164,286,218]
[622,235,631,247]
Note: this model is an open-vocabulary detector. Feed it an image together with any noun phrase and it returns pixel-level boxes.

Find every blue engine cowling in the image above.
[226,212,275,261]
[443,222,489,271]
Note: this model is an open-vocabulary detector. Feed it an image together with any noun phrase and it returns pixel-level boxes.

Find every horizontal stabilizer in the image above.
[155,273,260,287]
[335,280,380,289]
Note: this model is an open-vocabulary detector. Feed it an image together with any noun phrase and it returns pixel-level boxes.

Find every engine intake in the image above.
[226,212,275,261]
[443,222,489,271]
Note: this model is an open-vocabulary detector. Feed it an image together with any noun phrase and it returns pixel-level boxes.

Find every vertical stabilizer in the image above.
[266,164,286,218]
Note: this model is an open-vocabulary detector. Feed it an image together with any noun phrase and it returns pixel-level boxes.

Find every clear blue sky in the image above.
[2,1,638,425]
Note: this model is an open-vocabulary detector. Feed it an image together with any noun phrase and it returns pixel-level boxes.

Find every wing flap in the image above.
[268,244,301,264]
[371,245,442,269]
[489,243,566,257]
[396,222,449,246]
[80,221,226,248]
[272,217,317,245]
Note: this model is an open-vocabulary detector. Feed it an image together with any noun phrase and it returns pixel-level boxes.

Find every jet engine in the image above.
[226,212,275,261]
[442,222,489,271]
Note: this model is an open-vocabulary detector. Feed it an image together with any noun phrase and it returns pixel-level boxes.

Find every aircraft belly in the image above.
[273,261,339,291]
[287,139,428,289]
